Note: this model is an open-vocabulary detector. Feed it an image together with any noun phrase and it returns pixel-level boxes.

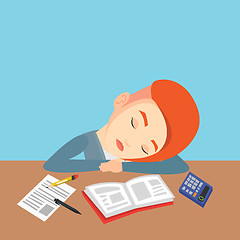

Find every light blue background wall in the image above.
[0,1,239,160]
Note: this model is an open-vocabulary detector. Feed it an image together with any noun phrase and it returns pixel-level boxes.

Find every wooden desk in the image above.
[1,161,239,239]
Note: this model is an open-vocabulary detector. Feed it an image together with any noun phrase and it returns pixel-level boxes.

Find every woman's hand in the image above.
[99,159,124,173]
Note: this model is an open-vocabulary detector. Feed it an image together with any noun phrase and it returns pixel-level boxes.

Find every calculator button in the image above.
[189,175,192,179]
[192,177,195,181]
[198,196,204,202]
[189,191,193,195]
[196,190,198,193]
[194,183,198,186]
[187,178,190,181]
[193,192,197,197]
[192,186,196,190]
[197,187,200,190]
[186,189,189,193]
[190,180,194,184]
[182,186,186,190]
[196,180,199,183]
[199,182,203,187]
[187,183,192,187]
[184,181,188,185]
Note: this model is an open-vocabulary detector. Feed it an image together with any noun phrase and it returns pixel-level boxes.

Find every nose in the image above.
[125,139,131,147]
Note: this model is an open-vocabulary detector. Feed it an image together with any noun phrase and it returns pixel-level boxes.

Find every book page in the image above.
[17,175,76,222]
[125,175,174,207]
[85,182,133,217]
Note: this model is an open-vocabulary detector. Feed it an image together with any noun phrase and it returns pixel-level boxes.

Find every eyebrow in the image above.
[139,110,148,127]
[151,140,158,152]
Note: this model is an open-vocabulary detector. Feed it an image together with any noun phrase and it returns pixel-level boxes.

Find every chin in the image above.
[113,150,125,159]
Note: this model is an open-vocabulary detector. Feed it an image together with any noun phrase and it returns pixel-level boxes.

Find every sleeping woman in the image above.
[44,79,199,174]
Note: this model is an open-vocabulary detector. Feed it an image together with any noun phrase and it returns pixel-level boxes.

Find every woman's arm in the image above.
[43,135,107,173]
[122,155,189,174]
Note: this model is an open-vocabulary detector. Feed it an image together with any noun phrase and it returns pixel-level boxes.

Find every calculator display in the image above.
[198,186,210,202]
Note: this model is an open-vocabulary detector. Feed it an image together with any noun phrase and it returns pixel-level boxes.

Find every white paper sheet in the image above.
[17,174,76,222]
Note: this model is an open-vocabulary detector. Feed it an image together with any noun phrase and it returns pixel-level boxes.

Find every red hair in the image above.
[125,80,200,162]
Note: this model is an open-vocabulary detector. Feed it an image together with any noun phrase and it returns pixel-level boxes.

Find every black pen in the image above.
[54,198,82,215]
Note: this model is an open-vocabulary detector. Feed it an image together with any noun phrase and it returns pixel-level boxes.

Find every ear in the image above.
[113,92,130,109]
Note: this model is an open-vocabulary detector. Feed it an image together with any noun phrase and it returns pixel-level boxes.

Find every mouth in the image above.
[116,139,124,151]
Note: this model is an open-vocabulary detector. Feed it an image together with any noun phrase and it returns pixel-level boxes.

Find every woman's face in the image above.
[103,98,167,159]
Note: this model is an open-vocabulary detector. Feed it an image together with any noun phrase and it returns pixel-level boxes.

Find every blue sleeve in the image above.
[43,135,107,173]
[122,155,189,174]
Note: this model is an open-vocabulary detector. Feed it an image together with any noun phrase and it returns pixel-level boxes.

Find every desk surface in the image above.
[1,161,239,240]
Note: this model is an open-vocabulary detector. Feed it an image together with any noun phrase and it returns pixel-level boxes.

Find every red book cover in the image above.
[82,191,173,224]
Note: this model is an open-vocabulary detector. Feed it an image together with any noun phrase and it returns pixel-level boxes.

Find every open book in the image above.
[82,175,174,223]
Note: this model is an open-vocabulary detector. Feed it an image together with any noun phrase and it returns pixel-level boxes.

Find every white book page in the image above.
[17,175,76,222]
[85,182,133,217]
[126,175,174,207]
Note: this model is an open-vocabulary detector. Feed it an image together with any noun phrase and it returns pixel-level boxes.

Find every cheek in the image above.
[105,119,124,143]
[109,115,129,134]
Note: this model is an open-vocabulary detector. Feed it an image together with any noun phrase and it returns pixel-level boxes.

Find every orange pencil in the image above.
[47,175,78,188]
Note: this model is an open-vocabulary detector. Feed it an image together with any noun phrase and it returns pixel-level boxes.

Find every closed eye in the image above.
[141,146,148,155]
[131,117,136,129]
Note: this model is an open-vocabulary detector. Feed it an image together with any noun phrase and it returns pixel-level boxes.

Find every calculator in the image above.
[179,172,213,207]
